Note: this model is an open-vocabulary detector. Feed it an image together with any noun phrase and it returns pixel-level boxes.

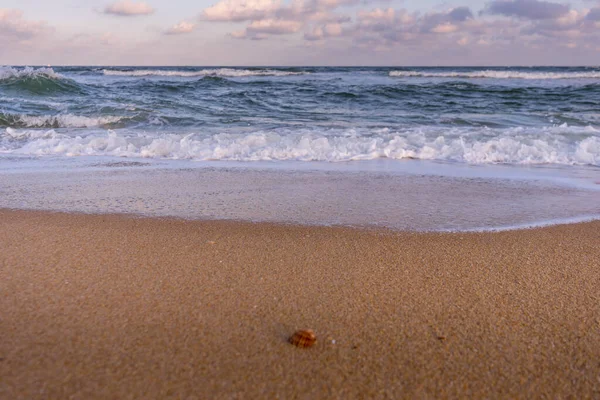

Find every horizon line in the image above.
[3,64,600,68]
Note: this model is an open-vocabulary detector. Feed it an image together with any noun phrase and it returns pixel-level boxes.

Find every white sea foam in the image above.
[13,114,123,128]
[389,70,600,79]
[102,68,307,78]
[2,125,599,166]
[0,66,62,80]
[4,127,59,140]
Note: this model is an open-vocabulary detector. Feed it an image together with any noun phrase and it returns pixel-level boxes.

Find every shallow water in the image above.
[0,156,597,231]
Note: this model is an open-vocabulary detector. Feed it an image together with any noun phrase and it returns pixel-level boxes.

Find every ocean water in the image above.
[1,65,599,230]
[1,65,600,165]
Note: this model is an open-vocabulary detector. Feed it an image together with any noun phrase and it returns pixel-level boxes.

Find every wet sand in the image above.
[1,209,599,399]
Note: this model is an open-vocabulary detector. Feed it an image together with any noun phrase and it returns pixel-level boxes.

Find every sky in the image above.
[1,0,599,65]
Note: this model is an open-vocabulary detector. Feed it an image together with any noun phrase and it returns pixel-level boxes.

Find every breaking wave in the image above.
[389,70,600,80]
[2,125,598,166]
[103,68,308,78]
[0,66,84,95]
[0,113,124,129]
[0,66,62,81]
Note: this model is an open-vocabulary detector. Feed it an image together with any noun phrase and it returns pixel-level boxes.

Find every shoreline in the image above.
[1,162,599,232]
[2,209,600,398]
[2,206,600,233]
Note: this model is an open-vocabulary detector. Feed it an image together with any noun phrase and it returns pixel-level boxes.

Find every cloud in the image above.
[202,0,357,39]
[484,0,569,20]
[230,29,249,38]
[197,0,600,62]
[421,7,474,33]
[202,0,281,22]
[304,26,324,40]
[448,7,475,21]
[357,8,396,23]
[323,22,343,36]
[201,0,358,22]
[356,7,411,32]
[0,8,49,40]
[343,5,533,52]
[104,1,154,16]
[304,22,344,40]
[165,21,195,35]
[4,0,600,66]
[307,11,351,23]
[517,7,600,43]
[528,9,583,32]
[350,6,475,40]
[431,23,459,33]
[247,19,302,34]
[586,7,600,21]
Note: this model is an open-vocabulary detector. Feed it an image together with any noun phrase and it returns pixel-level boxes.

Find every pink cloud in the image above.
[247,19,302,34]
[165,21,196,35]
[431,23,459,33]
[104,1,154,16]
[201,0,357,40]
[357,8,397,23]
[202,0,281,22]
[0,9,49,39]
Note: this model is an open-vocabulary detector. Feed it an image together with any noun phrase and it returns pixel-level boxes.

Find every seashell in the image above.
[289,329,316,348]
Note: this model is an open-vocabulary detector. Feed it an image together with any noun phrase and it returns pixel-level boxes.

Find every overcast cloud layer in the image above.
[1,0,599,65]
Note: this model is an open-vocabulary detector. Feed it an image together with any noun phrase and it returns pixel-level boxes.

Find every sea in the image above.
[1,66,599,231]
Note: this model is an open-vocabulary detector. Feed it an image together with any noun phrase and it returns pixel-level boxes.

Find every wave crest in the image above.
[0,66,85,95]
[0,66,62,81]
[0,114,124,129]
[389,70,600,79]
[102,68,307,78]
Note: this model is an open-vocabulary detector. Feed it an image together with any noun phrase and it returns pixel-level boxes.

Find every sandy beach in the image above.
[1,209,599,399]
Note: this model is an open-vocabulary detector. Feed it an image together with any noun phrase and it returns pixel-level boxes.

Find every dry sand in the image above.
[1,209,599,399]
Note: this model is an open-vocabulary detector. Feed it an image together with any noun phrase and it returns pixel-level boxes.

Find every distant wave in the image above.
[2,125,598,166]
[0,66,62,81]
[389,70,600,79]
[103,68,308,78]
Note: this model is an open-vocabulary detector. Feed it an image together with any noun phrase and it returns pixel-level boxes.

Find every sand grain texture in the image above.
[1,210,599,399]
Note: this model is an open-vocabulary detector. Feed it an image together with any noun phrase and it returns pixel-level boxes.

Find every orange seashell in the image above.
[289,329,316,348]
